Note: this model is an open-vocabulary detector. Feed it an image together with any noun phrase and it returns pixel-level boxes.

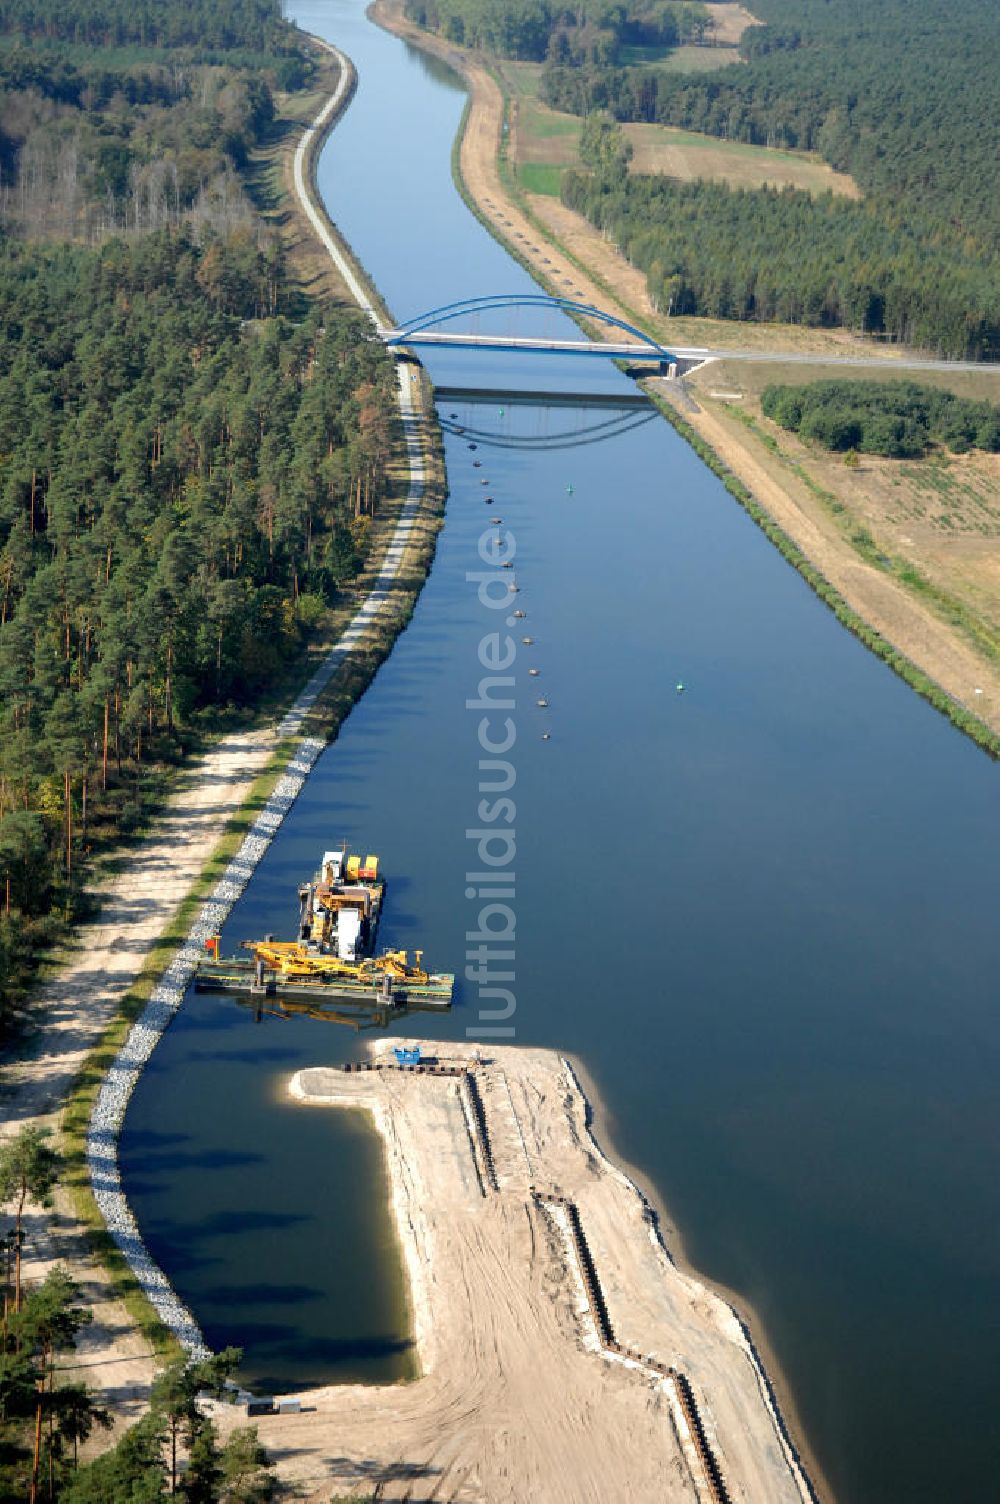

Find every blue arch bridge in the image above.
[383,295,678,374]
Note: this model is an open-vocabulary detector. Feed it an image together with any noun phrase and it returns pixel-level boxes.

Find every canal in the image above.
[120,3,1000,1500]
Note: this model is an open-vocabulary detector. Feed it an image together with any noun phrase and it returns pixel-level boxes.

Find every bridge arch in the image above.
[385,294,674,362]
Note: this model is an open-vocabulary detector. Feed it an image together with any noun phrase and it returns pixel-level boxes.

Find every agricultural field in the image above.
[507,79,859,199]
[625,123,859,195]
[691,361,1000,655]
[654,42,742,68]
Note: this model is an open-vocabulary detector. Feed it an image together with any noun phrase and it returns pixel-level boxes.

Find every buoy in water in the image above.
[499,407,505,417]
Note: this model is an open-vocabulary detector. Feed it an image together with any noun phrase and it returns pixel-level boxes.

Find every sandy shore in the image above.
[214,1041,814,1503]
[0,724,278,1423]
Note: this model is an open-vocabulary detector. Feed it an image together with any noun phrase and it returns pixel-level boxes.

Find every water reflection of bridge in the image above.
[436,387,657,452]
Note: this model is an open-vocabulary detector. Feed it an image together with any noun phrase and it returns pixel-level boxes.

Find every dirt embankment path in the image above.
[1,725,276,1421]
[375,0,1000,741]
[216,1042,814,1504]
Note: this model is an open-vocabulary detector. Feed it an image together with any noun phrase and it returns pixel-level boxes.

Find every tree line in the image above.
[560,165,1000,356]
[0,227,397,1033]
[0,0,289,52]
[540,0,1000,356]
[761,380,1000,459]
[0,0,399,1491]
[403,0,710,64]
[0,42,294,243]
[0,1125,278,1501]
[0,0,401,1034]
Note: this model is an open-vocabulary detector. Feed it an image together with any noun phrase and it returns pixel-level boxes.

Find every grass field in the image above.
[508,77,859,199]
[626,122,860,195]
[518,162,567,195]
[500,59,544,98]
[652,43,742,70]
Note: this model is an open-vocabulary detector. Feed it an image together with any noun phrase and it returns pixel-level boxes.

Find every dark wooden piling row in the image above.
[462,1071,498,1190]
[534,1192,732,1504]
[565,1198,614,1346]
[340,1060,465,1076]
[673,1372,733,1504]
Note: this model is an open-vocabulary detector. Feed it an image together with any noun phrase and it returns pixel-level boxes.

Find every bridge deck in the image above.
[385,330,673,361]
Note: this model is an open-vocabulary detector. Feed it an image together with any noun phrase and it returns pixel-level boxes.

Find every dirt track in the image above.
[1,724,276,1423]
[215,1043,812,1503]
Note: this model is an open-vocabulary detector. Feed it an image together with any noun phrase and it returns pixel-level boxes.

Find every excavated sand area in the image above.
[211,1041,813,1503]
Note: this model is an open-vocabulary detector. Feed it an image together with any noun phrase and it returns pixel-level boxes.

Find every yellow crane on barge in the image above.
[193,843,453,1012]
[236,939,431,987]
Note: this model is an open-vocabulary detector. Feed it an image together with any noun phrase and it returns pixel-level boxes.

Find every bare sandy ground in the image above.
[376,0,999,739]
[709,4,762,47]
[215,1042,813,1503]
[1,725,276,1422]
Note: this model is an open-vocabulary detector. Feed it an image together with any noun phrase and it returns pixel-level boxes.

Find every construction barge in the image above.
[194,846,454,1014]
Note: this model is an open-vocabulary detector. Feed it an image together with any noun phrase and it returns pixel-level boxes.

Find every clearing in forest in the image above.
[510,88,860,200]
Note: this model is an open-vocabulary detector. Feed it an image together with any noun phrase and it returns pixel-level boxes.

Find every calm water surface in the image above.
[120,4,1000,1500]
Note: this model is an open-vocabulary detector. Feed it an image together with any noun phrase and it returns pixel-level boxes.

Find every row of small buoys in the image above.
[463,430,552,740]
